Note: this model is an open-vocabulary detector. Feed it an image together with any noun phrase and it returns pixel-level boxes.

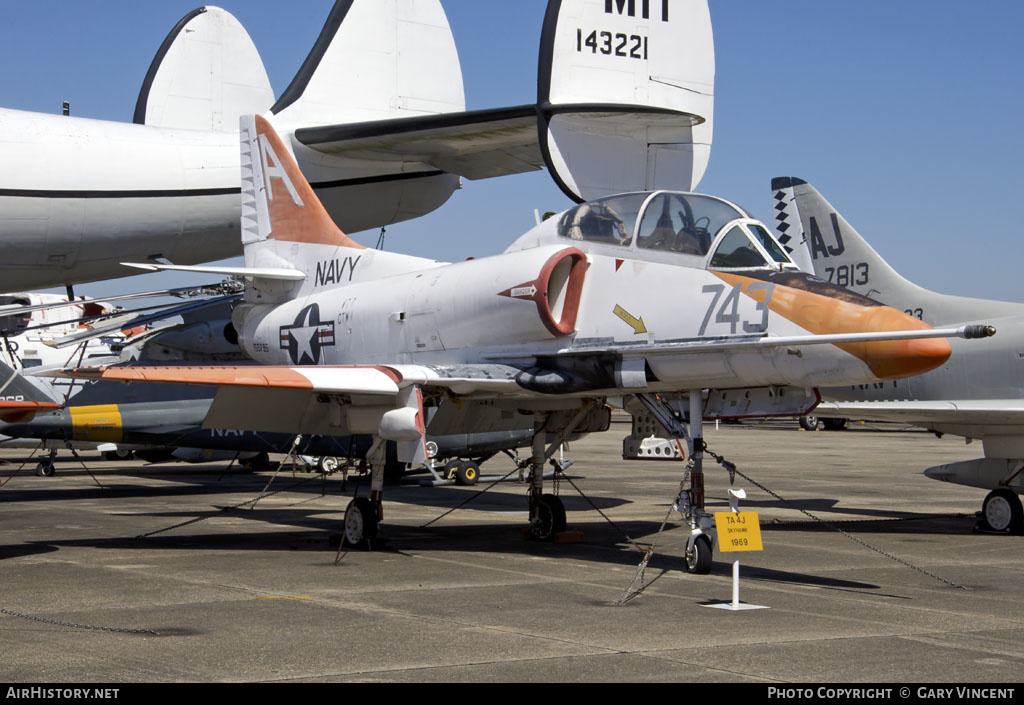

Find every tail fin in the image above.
[770,177,1024,324]
[270,0,465,127]
[539,0,715,199]
[134,7,274,131]
[770,177,910,292]
[240,114,364,251]
[0,360,60,422]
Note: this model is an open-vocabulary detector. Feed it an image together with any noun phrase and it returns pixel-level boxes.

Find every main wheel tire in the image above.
[317,456,339,474]
[798,416,820,431]
[822,418,848,431]
[531,494,567,541]
[343,497,379,547]
[981,489,1024,533]
[455,460,480,486]
[242,451,272,471]
[103,449,134,461]
[443,459,461,481]
[683,534,713,574]
[35,462,55,477]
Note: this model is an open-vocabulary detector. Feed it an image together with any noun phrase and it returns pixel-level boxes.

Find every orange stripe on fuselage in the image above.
[712,272,951,379]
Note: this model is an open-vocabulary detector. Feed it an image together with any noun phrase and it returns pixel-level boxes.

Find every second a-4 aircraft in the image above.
[70,115,992,572]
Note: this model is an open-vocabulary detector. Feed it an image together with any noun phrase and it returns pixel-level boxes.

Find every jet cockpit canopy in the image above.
[548,191,795,271]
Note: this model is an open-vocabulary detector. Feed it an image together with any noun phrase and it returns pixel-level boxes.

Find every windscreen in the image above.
[709,226,769,268]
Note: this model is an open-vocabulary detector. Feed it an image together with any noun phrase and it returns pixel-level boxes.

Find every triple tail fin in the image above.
[135,7,274,131]
[240,115,365,251]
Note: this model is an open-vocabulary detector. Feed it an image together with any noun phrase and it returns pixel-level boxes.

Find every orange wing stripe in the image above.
[0,401,61,423]
[99,366,315,389]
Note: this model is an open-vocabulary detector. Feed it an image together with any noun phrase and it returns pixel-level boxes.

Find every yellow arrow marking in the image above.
[613,305,647,335]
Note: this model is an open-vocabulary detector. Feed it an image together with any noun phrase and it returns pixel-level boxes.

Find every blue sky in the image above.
[2,1,1022,302]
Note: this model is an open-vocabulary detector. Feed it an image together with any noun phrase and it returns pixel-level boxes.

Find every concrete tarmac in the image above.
[1,419,1022,683]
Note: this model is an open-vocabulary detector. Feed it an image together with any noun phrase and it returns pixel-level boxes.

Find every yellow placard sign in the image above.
[715,511,763,552]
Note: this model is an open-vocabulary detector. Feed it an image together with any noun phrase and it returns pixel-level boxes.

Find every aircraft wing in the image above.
[65,363,523,464]
[0,401,61,424]
[814,400,1024,426]
[72,364,519,399]
[66,320,988,439]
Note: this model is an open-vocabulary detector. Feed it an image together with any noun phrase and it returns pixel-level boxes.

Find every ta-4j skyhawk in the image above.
[72,115,992,572]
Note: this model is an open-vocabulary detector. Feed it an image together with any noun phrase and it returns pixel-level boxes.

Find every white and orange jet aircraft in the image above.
[73,116,993,572]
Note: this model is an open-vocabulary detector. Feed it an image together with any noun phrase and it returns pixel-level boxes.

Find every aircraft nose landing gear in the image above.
[684,533,714,574]
[633,389,717,574]
[529,493,567,541]
[673,470,716,575]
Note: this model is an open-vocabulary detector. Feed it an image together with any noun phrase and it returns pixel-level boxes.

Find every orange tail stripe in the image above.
[254,114,365,249]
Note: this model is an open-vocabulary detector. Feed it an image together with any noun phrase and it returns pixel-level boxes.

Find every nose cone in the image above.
[711,271,953,382]
[837,307,951,379]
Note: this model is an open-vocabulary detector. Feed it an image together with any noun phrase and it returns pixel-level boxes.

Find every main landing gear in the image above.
[526,425,568,541]
[340,440,385,549]
[523,406,598,542]
[35,449,58,477]
[978,488,1024,534]
[343,496,379,548]
[338,406,593,550]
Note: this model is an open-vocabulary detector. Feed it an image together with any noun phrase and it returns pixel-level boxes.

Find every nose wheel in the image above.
[529,494,566,541]
[683,533,713,574]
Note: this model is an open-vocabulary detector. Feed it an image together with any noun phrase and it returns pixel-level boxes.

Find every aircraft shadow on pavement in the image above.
[703,495,979,535]
[1,505,882,592]
[0,464,630,511]
[0,470,285,504]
